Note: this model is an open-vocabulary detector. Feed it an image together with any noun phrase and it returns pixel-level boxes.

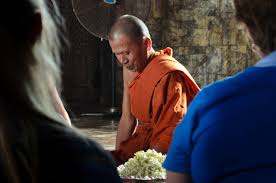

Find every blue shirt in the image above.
[163,52,276,183]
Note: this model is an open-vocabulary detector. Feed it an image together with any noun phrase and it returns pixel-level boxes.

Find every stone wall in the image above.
[146,0,258,87]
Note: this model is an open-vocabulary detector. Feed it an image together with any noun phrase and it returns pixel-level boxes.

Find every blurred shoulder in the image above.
[32,113,121,182]
[33,113,114,164]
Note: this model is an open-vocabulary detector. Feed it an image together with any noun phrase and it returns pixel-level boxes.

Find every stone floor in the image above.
[73,117,166,183]
[72,117,118,150]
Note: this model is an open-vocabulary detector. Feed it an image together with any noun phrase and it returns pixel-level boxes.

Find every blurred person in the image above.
[163,0,276,182]
[108,15,200,165]
[0,0,121,182]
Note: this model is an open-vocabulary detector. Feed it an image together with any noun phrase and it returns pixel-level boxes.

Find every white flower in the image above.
[117,149,166,180]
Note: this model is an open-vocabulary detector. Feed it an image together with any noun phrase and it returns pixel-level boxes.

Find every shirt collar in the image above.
[255,51,276,67]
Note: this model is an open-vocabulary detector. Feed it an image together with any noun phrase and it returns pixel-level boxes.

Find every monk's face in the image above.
[109,34,148,73]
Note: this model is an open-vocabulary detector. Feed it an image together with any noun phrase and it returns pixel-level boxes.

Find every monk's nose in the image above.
[121,57,129,65]
[122,59,128,64]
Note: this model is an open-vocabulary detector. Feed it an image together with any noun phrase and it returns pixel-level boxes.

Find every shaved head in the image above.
[109,15,151,41]
[108,15,155,73]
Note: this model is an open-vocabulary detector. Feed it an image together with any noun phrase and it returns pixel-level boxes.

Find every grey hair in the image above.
[27,0,66,120]
[0,0,66,182]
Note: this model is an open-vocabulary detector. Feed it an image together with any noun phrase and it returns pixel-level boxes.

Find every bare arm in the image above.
[48,79,71,126]
[115,67,138,149]
[166,171,192,183]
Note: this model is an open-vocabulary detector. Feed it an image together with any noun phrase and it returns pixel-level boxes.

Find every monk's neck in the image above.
[137,49,155,74]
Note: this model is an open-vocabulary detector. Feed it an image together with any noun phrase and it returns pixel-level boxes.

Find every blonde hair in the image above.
[0,0,66,182]
[28,0,65,119]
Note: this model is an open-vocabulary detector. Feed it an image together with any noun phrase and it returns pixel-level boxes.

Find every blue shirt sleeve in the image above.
[163,91,202,173]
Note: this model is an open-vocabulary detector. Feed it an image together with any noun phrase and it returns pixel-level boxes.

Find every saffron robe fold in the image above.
[112,48,200,164]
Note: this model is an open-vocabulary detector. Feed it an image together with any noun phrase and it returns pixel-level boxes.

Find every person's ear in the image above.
[143,37,152,51]
[29,12,42,44]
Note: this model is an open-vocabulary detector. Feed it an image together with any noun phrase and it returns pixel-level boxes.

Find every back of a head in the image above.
[109,15,150,41]
[234,0,276,55]
[0,0,64,117]
[0,0,65,182]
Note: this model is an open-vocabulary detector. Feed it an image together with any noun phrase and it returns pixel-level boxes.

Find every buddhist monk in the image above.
[108,15,200,165]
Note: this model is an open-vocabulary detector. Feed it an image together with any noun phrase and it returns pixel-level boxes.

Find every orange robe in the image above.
[112,48,200,164]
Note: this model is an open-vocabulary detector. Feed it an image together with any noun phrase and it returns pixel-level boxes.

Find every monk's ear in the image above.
[143,37,152,51]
